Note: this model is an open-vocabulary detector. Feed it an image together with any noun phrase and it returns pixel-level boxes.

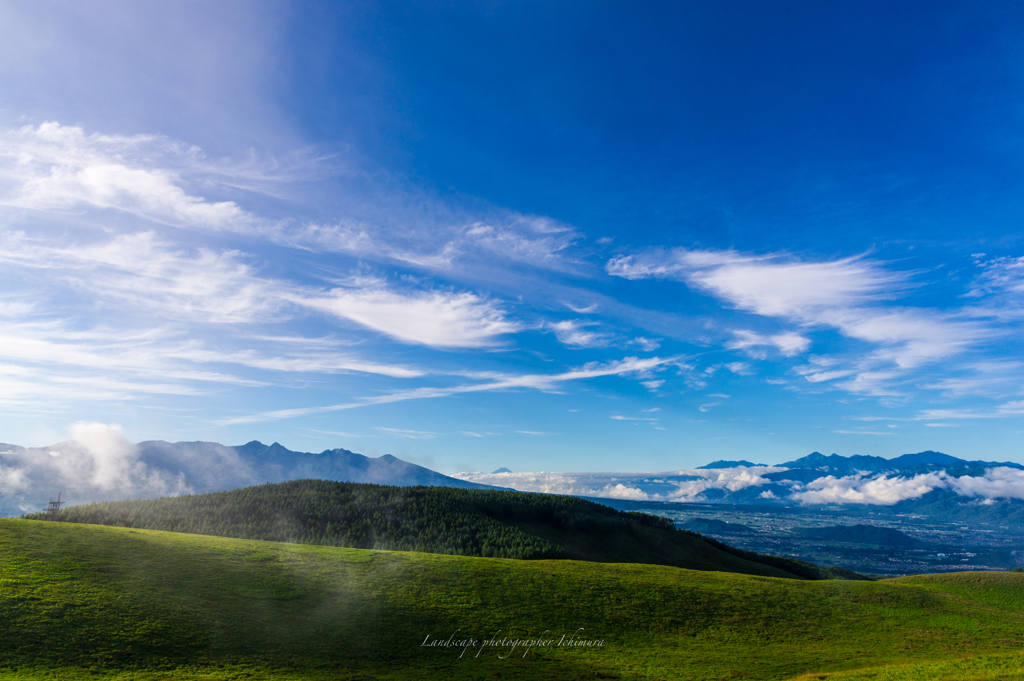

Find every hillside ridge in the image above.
[27,479,862,580]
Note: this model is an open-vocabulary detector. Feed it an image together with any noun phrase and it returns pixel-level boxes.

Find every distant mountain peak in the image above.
[491,467,513,474]
[697,460,766,469]
[888,451,965,467]
[234,440,293,458]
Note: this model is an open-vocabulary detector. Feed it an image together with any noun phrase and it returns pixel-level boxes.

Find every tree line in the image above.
[24,480,672,560]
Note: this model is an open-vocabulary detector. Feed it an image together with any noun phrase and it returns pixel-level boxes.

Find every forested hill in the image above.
[27,480,862,580]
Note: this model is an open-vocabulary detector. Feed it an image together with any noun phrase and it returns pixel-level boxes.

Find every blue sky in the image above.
[2,1,1024,473]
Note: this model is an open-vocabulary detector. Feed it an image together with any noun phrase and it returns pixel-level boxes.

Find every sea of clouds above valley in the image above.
[455,466,1024,505]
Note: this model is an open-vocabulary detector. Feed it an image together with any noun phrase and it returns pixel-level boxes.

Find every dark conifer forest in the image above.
[26,480,862,579]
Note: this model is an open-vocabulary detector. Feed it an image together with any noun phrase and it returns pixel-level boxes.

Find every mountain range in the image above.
[0,438,497,516]
[4,434,1024,522]
[460,450,1024,523]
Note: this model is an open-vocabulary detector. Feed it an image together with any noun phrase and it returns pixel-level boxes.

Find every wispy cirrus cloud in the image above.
[461,218,582,271]
[0,122,261,232]
[219,355,677,425]
[0,120,662,440]
[0,320,432,413]
[832,430,893,435]
[921,360,1024,397]
[547,319,611,349]
[0,122,587,280]
[298,284,519,349]
[608,247,993,395]
[915,400,1024,421]
[727,330,811,358]
[967,254,1024,314]
[1,227,519,350]
[607,249,902,314]
[0,229,277,324]
[293,213,584,274]
[375,427,435,439]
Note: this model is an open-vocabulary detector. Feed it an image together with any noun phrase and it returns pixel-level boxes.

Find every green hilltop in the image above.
[25,479,859,580]
[2,518,1024,680]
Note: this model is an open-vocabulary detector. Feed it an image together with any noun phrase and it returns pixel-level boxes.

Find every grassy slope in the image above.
[2,519,1024,681]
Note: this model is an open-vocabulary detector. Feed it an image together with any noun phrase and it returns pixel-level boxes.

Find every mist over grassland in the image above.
[2,518,1024,680]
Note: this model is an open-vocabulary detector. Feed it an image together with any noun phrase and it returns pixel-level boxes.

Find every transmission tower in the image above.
[45,492,64,521]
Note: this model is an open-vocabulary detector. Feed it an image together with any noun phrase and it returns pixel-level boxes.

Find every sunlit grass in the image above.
[2,518,1023,680]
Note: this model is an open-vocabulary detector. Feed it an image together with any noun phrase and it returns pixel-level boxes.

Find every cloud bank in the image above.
[0,422,195,514]
[455,466,786,503]
[457,465,1024,506]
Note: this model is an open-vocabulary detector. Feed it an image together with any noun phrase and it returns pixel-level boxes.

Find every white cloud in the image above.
[375,427,435,439]
[0,226,506,398]
[459,464,1024,507]
[609,247,991,393]
[948,467,1024,500]
[0,123,257,232]
[299,285,519,348]
[453,465,784,503]
[595,484,650,500]
[452,470,656,500]
[548,320,610,349]
[915,400,1024,421]
[289,212,586,275]
[0,224,448,414]
[607,249,901,315]
[922,361,1024,397]
[727,330,810,357]
[968,255,1024,311]
[790,472,946,505]
[0,320,423,413]
[832,430,893,435]
[170,345,424,379]
[0,122,593,288]
[0,230,276,324]
[791,467,1024,505]
[462,217,581,270]
[666,467,778,500]
[795,356,857,384]
[630,336,661,351]
[454,460,1024,507]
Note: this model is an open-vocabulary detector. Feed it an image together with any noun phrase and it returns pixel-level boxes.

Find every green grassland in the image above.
[2,519,1024,680]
